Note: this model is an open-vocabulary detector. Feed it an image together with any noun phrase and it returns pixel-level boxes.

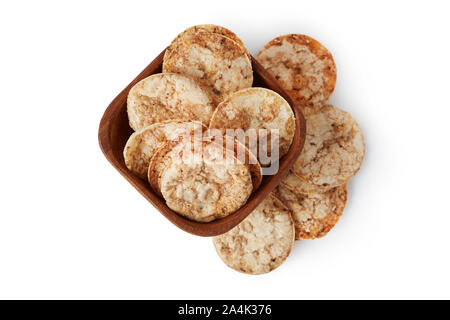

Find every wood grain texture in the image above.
[98,49,306,237]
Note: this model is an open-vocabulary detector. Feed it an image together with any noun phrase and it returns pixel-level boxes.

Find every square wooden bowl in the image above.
[98,49,306,237]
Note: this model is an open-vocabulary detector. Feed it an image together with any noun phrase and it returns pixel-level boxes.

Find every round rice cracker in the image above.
[256,34,336,108]
[173,24,249,58]
[213,195,295,275]
[209,87,295,163]
[162,32,253,106]
[127,73,214,131]
[160,140,253,222]
[123,121,205,179]
[292,104,365,189]
[273,183,347,240]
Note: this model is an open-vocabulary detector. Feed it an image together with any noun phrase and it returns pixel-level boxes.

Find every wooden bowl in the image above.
[98,49,306,237]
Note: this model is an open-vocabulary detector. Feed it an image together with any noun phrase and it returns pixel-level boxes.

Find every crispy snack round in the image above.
[292,105,365,189]
[174,24,249,57]
[127,73,215,131]
[213,195,295,275]
[123,121,205,179]
[162,32,253,105]
[209,87,295,161]
[273,183,347,240]
[256,34,336,108]
[160,140,253,222]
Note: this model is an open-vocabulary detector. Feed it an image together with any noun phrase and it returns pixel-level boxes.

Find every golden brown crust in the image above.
[213,195,295,275]
[163,32,253,106]
[256,34,336,108]
[273,184,347,239]
[160,139,253,222]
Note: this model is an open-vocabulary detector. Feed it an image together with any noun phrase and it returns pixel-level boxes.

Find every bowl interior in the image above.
[98,49,306,237]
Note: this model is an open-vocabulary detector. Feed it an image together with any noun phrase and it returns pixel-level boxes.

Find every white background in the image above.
[1,0,449,300]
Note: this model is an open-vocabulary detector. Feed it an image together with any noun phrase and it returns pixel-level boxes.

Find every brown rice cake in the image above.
[273,183,347,240]
[162,32,253,105]
[209,87,295,162]
[159,140,253,222]
[174,24,249,57]
[213,195,294,275]
[127,73,215,131]
[292,104,365,189]
[256,34,336,108]
[123,121,204,179]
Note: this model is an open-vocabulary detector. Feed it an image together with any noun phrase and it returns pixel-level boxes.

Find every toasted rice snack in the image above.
[273,184,347,240]
[292,105,365,189]
[162,32,253,105]
[213,195,294,275]
[256,34,336,108]
[123,121,205,179]
[209,87,295,163]
[160,140,253,222]
[282,169,332,195]
[174,24,249,57]
[127,73,214,131]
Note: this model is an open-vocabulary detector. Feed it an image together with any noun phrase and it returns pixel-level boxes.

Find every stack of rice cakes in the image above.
[122,26,365,275]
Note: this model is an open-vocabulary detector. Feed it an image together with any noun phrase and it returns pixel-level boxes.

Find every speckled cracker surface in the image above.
[213,195,294,275]
[209,87,295,161]
[123,121,204,179]
[282,169,332,195]
[162,32,253,105]
[174,24,249,57]
[256,34,336,108]
[127,73,214,131]
[293,104,365,189]
[160,140,253,222]
[274,184,347,239]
